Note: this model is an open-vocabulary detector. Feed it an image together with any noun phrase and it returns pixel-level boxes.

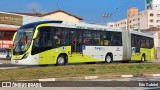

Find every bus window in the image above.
[47,33,52,47]
[54,28,62,46]
[114,32,122,46]
[83,30,92,45]
[141,36,146,48]
[93,31,100,45]
[39,27,52,48]
[61,29,69,45]
[149,38,154,48]
[105,32,122,46]
[54,28,69,46]
[146,38,150,48]
[137,36,141,47]
[131,34,134,47]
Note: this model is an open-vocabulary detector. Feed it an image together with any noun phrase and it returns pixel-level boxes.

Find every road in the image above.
[0,59,159,69]
[0,59,30,69]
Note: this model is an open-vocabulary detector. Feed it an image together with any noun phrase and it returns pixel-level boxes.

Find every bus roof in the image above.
[20,20,63,29]
[20,21,153,38]
[47,21,122,32]
[131,30,153,38]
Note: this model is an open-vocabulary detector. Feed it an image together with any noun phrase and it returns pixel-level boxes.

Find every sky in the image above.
[0,0,145,24]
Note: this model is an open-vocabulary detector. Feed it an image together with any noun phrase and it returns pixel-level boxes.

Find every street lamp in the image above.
[101,13,112,25]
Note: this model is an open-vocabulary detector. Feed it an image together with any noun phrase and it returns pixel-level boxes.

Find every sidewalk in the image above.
[27,73,160,81]
[150,59,160,63]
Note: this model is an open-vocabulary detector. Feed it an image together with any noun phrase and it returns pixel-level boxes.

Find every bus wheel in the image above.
[105,54,112,63]
[56,55,66,65]
[141,55,146,62]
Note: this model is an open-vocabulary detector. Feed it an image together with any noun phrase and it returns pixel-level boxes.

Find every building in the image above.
[145,27,160,59]
[0,12,50,49]
[107,19,127,30]
[127,7,139,30]
[15,10,83,23]
[107,7,160,30]
[107,0,160,30]
[146,0,160,10]
[41,10,83,23]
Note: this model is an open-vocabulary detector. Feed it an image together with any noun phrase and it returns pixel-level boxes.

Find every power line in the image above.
[107,0,135,13]
[101,13,112,25]
[110,0,138,15]
[106,0,142,22]
[57,0,60,10]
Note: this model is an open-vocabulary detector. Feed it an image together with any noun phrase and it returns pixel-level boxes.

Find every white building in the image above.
[146,0,160,10]
[107,8,160,30]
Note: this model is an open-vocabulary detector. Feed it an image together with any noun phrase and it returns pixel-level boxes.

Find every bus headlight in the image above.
[22,52,29,59]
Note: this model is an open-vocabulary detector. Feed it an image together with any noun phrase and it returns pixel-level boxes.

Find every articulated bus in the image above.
[11,21,154,65]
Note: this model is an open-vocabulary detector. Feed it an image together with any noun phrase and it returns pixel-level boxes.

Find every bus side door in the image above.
[39,26,54,65]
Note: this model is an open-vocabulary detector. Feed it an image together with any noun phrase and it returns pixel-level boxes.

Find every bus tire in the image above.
[56,55,66,66]
[105,54,113,63]
[141,54,146,62]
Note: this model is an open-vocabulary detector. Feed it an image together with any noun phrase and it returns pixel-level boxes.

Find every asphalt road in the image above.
[0,59,31,69]
[0,59,159,69]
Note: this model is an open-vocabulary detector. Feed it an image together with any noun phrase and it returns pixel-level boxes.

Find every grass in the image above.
[0,63,160,81]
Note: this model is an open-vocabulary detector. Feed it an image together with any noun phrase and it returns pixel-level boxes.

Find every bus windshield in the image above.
[13,27,35,55]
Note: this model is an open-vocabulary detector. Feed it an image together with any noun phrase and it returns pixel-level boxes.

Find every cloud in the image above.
[27,2,41,9]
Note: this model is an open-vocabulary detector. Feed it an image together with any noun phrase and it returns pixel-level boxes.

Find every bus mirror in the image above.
[33,30,39,39]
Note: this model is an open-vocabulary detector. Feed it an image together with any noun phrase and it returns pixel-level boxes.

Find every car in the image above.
[0,49,11,60]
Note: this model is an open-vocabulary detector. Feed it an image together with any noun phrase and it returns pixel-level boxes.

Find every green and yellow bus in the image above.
[11,21,154,65]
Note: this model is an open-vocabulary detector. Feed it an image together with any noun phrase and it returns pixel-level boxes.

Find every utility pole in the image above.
[57,0,60,10]
[101,13,112,25]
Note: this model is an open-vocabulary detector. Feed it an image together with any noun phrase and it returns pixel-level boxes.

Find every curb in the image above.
[20,74,160,82]
[34,74,160,82]
[121,75,134,78]
[143,74,160,77]
[0,67,20,70]
[153,74,160,77]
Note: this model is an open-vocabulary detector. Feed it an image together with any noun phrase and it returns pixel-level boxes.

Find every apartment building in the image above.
[107,7,160,30]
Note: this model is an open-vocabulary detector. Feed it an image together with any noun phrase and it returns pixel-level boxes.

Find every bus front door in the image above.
[39,27,54,65]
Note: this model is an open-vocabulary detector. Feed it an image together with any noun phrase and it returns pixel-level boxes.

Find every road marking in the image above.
[84,76,99,80]
[39,78,56,81]
[153,74,160,77]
